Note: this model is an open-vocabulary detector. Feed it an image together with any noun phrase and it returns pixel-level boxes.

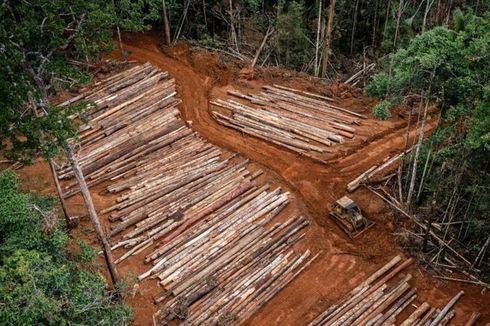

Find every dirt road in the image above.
[111,33,489,325]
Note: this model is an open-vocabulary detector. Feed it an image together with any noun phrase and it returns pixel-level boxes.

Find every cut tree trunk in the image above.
[251,27,274,68]
[65,144,120,285]
[48,160,73,226]
[30,105,72,227]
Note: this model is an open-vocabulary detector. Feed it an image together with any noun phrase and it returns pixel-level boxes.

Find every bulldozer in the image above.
[329,196,375,239]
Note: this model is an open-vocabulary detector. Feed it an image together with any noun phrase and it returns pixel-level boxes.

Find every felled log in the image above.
[463,312,481,326]
[429,291,464,326]
[58,63,314,325]
[272,84,334,102]
[400,302,430,326]
[347,150,411,192]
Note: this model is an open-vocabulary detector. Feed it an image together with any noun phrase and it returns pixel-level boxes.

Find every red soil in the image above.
[6,31,488,325]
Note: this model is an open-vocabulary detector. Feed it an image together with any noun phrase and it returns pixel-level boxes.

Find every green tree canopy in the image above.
[366,10,490,274]
[0,0,117,162]
[0,171,133,325]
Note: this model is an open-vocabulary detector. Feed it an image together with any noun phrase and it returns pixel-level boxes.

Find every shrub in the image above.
[372,100,393,120]
[0,171,133,325]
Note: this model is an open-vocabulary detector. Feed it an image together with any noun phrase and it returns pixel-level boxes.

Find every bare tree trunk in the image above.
[251,27,274,68]
[416,147,431,203]
[314,0,323,76]
[48,160,73,226]
[445,0,454,25]
[202,0,207,29]
[382,0,392,44]
[393,0,404,49]
[406,98,429,208]
[398,106,413,203]
[435,0,443,24]
[173,0,189,43]
[30,104,72,227]
[111,0,124,56]
[422,195,437,251]
[162,0,171,45]
[422,0,435,33]
[321,0,336,78]
[65,144,120,285]
[473,236,490,268]
[228,0,239,51]
[372,0,379,48]
[350,0,360,55]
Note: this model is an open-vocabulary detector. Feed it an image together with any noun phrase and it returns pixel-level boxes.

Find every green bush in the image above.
[0,171,133,325]
[372,102,392,120]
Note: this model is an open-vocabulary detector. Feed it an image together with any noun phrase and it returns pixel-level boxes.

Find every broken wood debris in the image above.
[344,63,376,86]
[56,63,314,325]
[210,84,366,164]
[347,150,411,192]
[367,185,490,290]
[308,256,469,326]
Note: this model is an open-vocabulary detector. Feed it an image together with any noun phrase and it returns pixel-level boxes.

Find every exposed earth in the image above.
[6,32,489,325]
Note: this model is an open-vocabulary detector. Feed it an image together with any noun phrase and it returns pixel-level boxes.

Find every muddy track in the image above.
[114,34,488,325]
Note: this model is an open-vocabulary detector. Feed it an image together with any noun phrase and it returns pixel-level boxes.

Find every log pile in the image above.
[308,256,467,326]
[211,84,366,164]
[56,62,179,198]
[57,64,315,325]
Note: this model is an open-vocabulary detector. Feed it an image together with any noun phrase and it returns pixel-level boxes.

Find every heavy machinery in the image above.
[329,196,375,239]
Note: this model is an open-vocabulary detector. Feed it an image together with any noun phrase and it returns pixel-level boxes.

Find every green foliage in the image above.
[368,10,490,274]
[372,100,393,120]
[275,1,313,70]
[114,0,157,32]
[245,0,262,15]
[367,9,490,116]
[0,1,116,163]
[0,171,132,325]
[466,87,490,151]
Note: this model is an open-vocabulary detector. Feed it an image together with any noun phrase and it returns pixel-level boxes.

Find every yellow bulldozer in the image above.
[329,196,375,239]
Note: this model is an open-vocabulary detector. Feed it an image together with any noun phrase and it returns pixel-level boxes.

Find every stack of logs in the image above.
[57,62,179,197]
[56,63,315,325]
[211,84,366,164]
[308,256,469,326]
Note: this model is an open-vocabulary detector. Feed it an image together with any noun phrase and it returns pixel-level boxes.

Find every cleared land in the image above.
[6,32,488,325]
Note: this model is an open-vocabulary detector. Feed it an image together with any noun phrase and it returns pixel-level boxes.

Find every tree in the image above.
[367,10,490,275]
[275,1,313,70]
[321,0,336,78]
[0,0,121,285]
[112,0,157,54]
[0,171,133,325]
[162,0,172,45]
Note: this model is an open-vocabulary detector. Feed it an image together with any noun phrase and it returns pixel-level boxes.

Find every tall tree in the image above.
[162,0,172,45]
[367,10,490,271]
[0,0,121,285]
[314,0,323,76]
[350,0,360,55]
[321,0,336,78]
[228,0,239,51]
[0,170,132,324]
